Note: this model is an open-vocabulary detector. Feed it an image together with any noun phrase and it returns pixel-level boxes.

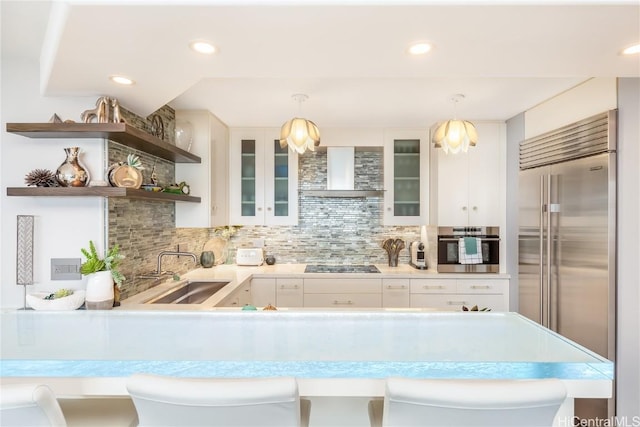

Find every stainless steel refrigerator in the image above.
[518,110,616,421]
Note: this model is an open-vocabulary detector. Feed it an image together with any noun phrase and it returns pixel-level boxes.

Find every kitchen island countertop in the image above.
[0,307,610,425]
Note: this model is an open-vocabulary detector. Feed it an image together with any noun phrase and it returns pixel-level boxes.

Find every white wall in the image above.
[0,56,105,308]
[505,112,524,311]
[524,77,617,138]
[615,78,640,419]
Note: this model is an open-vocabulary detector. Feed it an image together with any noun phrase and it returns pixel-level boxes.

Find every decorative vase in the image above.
[108,164,143,189]
[382,238,405,267]
[200,251,215,268]
[84,270,114,310]
[56,147,90,187]
[219,240,229,265]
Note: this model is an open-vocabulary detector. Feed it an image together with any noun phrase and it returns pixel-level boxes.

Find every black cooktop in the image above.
[304,265,381,274]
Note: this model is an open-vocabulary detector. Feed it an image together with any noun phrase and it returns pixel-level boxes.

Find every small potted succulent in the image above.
[80,241,125,309]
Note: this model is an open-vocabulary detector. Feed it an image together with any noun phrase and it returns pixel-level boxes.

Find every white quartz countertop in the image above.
[120,264,510,310]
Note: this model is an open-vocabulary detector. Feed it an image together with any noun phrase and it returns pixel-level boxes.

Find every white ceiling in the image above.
[2,0,639,129]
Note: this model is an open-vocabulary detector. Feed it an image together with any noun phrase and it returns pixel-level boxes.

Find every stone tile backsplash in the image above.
[110,109,435,300]
[108,105,209,300]
[228,149,436,268]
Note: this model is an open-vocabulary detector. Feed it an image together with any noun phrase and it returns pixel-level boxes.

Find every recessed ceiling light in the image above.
[408,42,432,56]
[622,43,640,55]
[190,40,217,55]
[109,75,135,85]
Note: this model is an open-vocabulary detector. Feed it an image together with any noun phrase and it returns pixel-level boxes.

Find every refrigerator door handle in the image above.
[545,174,552,328]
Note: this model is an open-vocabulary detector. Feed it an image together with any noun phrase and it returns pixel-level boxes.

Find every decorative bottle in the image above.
[56,147,90,187]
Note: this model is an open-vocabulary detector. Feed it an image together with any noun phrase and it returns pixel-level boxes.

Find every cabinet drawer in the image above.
[304,293,382,308]
[221,283,252,307]
[457,279,508,294]
[410,279,456,294]
[251,278,276,307]
[303,278,382,294]
[276,278,303,307]
[411,293,507,311]
[277,278,303,290]
[382,279,410,307]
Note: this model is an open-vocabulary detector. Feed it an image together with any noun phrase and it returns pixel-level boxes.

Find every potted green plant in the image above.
[80,241,125,309]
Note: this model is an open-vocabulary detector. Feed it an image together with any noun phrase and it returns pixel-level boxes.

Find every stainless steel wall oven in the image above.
[437,226,500,273]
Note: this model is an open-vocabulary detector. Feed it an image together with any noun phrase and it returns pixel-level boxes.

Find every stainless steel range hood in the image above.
[300,147,385,198]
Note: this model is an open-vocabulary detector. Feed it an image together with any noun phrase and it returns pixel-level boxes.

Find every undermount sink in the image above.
[145,281,230,304]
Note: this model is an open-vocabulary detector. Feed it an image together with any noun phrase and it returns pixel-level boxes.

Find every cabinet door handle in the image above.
[471,285,491,289]
[257,207,263,211]
[447,301,468,305]
[386,285,407,290]
[267,207,272,211]
[333,300,354,305]
[423,285,445,289]
[472,206,478,211]
[280,285,299,290]
[462,206,467,211]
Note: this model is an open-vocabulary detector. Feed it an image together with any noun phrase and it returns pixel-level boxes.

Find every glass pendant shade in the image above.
[432,119,478,154]
[279,117,321,154]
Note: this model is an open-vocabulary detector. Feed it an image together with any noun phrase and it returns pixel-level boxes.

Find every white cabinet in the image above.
[410,278,509,311]
[176,110,229,227]
[431,122,505,226]
[251,277,303,307]
[382,278,410,307]
[229,128,298,225]
[383,129,430,225]
[276,278,304,307]
[410,279,457,294]
[303,278,382,308]
[251,278,276,307]
[220,280,252,307]
[243,275,507,310]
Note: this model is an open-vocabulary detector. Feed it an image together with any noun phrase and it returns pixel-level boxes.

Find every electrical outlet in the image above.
[51,258,82,280]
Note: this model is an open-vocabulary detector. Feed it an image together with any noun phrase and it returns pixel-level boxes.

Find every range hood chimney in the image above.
[300,147,384,198]
[328,147,355,191]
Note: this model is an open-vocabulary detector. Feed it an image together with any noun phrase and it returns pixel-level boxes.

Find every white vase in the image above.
[85,270,114,310]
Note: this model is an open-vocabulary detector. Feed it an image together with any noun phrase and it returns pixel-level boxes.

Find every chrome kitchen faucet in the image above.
[138,251,197,280]
[156,251,197,275]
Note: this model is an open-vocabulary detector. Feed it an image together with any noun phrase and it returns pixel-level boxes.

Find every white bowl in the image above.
[26,290,85,311]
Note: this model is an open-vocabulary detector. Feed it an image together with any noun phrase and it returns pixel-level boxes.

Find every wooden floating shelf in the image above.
[6,187,201,203]
[6,122,201,164]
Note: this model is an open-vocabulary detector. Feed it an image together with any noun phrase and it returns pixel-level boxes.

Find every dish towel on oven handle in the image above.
[459,237,483,264]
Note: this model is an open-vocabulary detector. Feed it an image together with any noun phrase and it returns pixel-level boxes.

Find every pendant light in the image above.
[431,94,478,154]
[279,94,320,154]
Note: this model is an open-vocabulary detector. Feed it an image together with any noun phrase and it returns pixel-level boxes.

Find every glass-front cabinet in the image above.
[230,128,298,225]
[272,140,291,217]
[383,129,429,226]
[240,139,257,217]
